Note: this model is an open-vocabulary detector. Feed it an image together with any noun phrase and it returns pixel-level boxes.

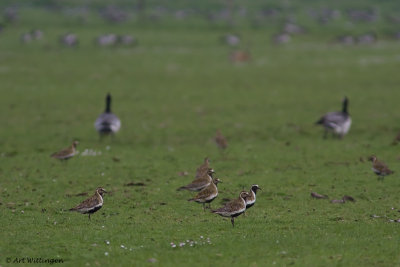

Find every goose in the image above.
[95,94,121,136]
[316,97,351,138]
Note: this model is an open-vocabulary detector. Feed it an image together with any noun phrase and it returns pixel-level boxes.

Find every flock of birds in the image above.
[177,157,261,227]
[50,94,395,227]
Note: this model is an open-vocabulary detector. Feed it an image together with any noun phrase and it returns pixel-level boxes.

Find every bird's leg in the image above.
[88,214,91,220]
[231,217,235,227]
[202,203,205,211]
[208,203,211,209]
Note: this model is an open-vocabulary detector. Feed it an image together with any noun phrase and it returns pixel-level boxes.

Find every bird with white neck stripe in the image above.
[69,187,107,220]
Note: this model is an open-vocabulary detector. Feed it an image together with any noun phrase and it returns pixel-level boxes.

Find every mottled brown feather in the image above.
[195,157,210,178]
[51,141,78,160]
[214,130,228,149]
[178,168,214,191]
[189,178,220,202]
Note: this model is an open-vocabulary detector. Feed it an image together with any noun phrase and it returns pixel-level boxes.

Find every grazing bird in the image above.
[244,184,261,210]
[69,187,107,220]
[214,130,228,150]
[60,33,78,47]
[95,94,121,137]
[316,97,352,138]
[51,141,79,160]
[212,191,250,227]
[368,155,394,179]
[177,168,214,191]
[311,192,328,199]
[195,157,210,178]
[118,35,137,46]
[188,178,221,211]
[95,33,118,47]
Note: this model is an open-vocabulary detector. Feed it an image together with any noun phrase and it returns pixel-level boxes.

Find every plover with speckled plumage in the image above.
[69,187,107,220]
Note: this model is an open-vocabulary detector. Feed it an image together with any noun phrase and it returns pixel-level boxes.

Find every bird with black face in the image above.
[244,184,261,210]
[368,155,394,180]
[212,191,250,227]
[69,187,107,220]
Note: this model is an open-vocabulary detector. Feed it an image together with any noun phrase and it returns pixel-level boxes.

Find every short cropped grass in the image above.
[1,4,400,266]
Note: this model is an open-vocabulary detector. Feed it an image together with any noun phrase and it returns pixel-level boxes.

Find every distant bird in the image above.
[244,184,261,210]
[95,33,117,47]
[69,187,107,220]
[316,97,351,138]
[95,94,121,137]
[392,131,400,145]
[214,130,228,150]
[60,33,78,47]
[118,35,137,46]
[51,141,79,160]
[272,32,291,45]
[188,178,221,211]
[177,168,214,191]
[368,155,394,179]
[212,191,250,227]
[221,34,241,46]
[310,192,328,199]
[229,50,251,63]
[195,157,210,178]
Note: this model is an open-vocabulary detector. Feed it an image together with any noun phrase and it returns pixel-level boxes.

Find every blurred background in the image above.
[1,0,400,149]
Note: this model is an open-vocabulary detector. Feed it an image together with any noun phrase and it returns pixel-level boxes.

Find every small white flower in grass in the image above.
[104,252,109,256]
[121,245,125,249]
[106,146,110,151]
[170,243,176,248]
[21,210,24,214]
[101,173,105,176]
[200,236,203,239]
[105,240,110,245]
[102,225,105,228]
[54,221,57,225]
[179,242,185,247]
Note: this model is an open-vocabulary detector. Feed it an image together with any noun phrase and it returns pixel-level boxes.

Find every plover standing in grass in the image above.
[212,191,250,227]
[244,184,261,210]
[177,168,214,191]
[195,157,210,178]
[95,94,121,137]
[188,178,221,211]
[69,187,107,220]
[51,141,79,160]
[214,130,228,150]
[368,155,394,179]
[316,97,351,138]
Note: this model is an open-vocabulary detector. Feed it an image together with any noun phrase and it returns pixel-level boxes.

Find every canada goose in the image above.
[316,97,351,138]
[95,94,121,136]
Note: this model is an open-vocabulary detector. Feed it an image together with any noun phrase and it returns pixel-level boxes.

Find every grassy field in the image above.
[1,3,400,266]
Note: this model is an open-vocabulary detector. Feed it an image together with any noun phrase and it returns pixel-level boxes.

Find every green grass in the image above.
[1,4,400,266]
